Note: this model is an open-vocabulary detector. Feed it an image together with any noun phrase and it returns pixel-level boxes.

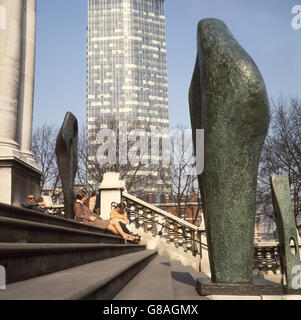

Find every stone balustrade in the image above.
[253,243,281,275]
[253,242,301,276]
[122,192,206,271]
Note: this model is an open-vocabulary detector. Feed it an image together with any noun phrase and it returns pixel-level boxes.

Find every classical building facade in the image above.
[87,0,170,199]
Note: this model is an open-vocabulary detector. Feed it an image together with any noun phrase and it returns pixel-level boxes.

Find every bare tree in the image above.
[32,117,156,201]
[257,97,301,228]
[32,124,59,191]
[32,124,65,203]
[78,116,156,196]
[159,125,202,224]
[76,125,90,192]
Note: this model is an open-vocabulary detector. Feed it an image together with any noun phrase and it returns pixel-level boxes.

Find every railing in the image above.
[253,243,281,275]
[253,242,301,276]
[122,192,206,271]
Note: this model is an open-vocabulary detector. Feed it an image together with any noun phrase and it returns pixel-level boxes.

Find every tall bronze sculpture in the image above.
[189,19,272,293]
[55,112,78,219]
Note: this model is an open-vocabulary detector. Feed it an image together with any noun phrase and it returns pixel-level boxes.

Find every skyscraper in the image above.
[87,0,170,199]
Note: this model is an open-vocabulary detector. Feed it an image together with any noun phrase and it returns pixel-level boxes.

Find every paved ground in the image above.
[170,260,210,300]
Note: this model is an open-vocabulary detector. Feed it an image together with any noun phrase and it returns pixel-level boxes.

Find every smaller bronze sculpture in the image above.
[55,112,78,219]
[271,175,301,293]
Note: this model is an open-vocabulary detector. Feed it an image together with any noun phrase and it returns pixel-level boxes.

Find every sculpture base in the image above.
[196,278,284,296]
[0,156,42,206]
[284,288,301,295]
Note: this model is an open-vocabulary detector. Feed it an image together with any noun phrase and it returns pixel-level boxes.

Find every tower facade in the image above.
[87,0,170,199]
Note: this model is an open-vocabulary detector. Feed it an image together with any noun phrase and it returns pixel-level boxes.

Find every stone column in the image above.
[0,0,23,154]
[0,0,41,206]
[18,0,36,163]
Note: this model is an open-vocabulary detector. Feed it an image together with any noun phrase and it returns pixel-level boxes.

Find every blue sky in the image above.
[33,0,301,129]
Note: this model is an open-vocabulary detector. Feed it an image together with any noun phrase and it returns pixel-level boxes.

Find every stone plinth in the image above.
[0,156,41,206]
[196,278,284,296]
[99,172,126,220]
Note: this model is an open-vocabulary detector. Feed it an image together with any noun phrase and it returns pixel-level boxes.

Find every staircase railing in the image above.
[253,242,281,275]
[122,192,206,271]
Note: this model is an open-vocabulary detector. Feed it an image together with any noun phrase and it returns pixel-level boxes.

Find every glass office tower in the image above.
[87,0,170,200]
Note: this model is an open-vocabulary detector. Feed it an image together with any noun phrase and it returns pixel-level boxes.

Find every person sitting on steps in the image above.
[110,202,140,240]
[21,194,46,213]
[73,190,139,243]
[86,191,101,215]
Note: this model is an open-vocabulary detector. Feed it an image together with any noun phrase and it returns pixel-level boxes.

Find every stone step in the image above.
[0,243,146,284]
[0,202,108,235]
[0,250,157,300]
[114,255,175,300]
[0,216,123,244]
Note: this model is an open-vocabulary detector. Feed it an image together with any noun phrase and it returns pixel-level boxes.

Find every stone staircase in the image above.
[0,203,150,299]
[0,203,209,300]
[115,255,209,300]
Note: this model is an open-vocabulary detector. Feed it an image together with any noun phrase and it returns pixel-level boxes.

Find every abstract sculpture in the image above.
[55,112,78,219]
[271,175,301,293]
[189,19,271,289]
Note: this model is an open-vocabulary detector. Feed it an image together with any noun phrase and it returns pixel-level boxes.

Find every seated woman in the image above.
[73,190,137,243]
[110,202,140,240]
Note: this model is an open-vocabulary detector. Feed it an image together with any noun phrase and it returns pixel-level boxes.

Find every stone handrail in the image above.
[123,192,204,232]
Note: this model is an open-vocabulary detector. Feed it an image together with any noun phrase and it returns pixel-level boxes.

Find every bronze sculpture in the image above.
[189,18,271,286]
[271,175,301,293]
[55,112,78,219]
